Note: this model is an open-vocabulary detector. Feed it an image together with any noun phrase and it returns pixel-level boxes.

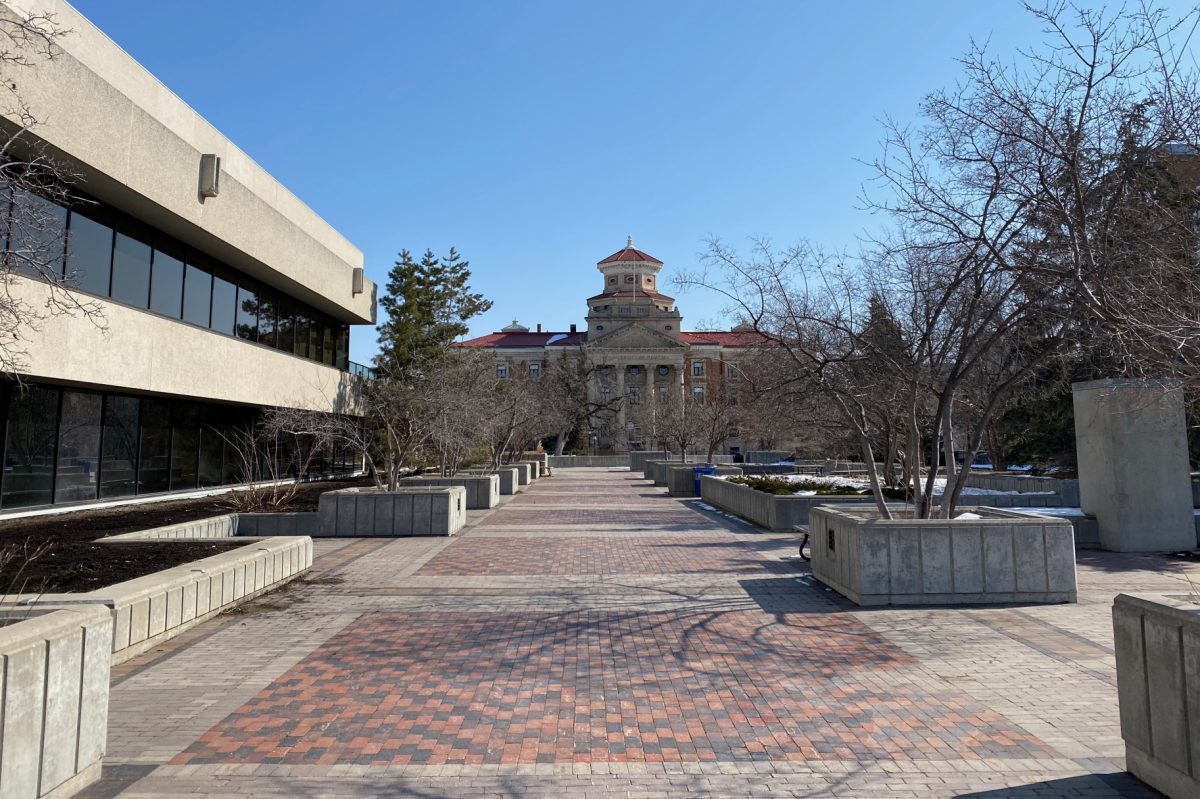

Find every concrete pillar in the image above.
[1072,378,1195,552]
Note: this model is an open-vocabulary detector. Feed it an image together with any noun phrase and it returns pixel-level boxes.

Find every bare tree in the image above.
[0,9,102,375]
[536,347,624,455]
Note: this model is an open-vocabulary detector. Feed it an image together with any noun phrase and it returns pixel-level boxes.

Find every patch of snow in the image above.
[546,333,567,344]
[955,512,984,520]
[1011,506,1085,517]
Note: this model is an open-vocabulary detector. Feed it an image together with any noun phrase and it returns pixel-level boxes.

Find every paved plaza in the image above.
[76,468,1195,798]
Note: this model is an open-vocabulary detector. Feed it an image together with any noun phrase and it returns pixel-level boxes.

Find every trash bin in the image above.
[693,464,717,496]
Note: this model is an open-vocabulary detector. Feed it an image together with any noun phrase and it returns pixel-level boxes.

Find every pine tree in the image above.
[376,247,492,373]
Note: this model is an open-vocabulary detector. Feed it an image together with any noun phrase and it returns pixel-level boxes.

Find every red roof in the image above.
[459,329,764,349]
[458,331,588,348]
[598,245,663,265]
[680,331,768,347]
[586,288,675,302]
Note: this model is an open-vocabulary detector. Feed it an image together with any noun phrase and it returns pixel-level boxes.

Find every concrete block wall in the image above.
[1113,593,1200,798]
[629,451,672,473]
[810,505,1077,606]
[318,487,467,536]
[233,512,318,536]
[964,473,1079,505]
[744,451,793,464]
[464,467,521,495]
[699,477,871,531]
[510,462,533,485]
[0,605,111,799]
[399,475,500,509]
[548,455,629,468]
[102,513,239,540]
[667,466,743,497]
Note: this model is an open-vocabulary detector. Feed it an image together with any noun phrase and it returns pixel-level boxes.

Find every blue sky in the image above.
[68,1,1194,365]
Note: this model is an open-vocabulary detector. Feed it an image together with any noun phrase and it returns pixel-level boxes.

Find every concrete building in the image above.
[461,239,763,453]
[0,0,376,510]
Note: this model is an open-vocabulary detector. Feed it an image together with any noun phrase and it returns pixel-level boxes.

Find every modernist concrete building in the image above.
[462,239,761,453]
[0,0,375,509]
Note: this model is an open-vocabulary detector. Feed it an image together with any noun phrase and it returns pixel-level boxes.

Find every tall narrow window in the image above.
[9,189,67,278]
[1,384,59,508]
[100,395,139,498]
[66,206,113,296]
[149,238,184,318]
[210,268,237,335]
[182,259,212,327]
[293,309,310,358]
[235,280,259,341]
[334,324,349,370]
[257,288,277,348]
[55,390,102,504]
[111,222,153,307]
[169,401,200,491]
[275,295,295,353]
[692,360,704,377]
[137,398,171,494]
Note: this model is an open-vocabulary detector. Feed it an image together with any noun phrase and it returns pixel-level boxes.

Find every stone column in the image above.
[615,364,626,444]
[1073,378,1195,552]
[645,364,654,448]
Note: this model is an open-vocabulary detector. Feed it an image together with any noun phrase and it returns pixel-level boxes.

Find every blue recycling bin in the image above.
[693,464,717,496]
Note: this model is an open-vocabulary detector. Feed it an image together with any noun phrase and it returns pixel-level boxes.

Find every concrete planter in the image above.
[667,465,743,497]
[509,462,533,485]
[964,473,1079,506]
[809,505,1077,606]
[629,451,672,473]
[1112,593,1200,799]
[0,605,111,799]
[400,474,500,509]
[699,476,872,531]
[464,467,521,495]
[517,453,548,477]
[319,486,468,534]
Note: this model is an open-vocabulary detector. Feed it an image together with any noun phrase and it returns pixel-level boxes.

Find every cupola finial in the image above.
[627,235,633,248]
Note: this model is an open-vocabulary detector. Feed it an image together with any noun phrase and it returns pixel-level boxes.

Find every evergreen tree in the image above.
[375,247,492,373]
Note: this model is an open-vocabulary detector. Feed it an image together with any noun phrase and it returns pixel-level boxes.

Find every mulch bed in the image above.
[0,477,373,594]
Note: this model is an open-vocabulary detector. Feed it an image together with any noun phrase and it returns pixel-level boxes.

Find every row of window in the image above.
[0,383,358,509]
[597,385,709,404]
[493,361,736,381]
[7,188,351,370]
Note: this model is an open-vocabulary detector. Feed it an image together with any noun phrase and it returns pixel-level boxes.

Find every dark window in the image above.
[257,288,276,348]
[322,322,335,366]
[9,189,67,277]
[335,325,349,370]
[111,222,153,307]
[236,281,258,341]
[169,401,200,491]
[293,310,309,358]
[149,238,184,318]
[55,391,101,504]
[222,407,254,485]
[182,260,212,327]
[197,404,226,488]
[210,268,237,335]
[1,384,59,508]
[275,295,295,353]
[137,398,171,494]
[308,314,321,362]
[66,207,114,296]
[100,395,138,499]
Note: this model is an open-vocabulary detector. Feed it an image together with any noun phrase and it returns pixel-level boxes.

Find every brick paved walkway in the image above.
[77,468,1194,798]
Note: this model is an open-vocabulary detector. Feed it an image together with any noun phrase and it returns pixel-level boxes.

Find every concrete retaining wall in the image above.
[744,451,793,464]
[667,466,743,497]
[102,514,239,540]
[0,605,111,799]
[549,455,628,468]
[1113,593,1200,798]
[810,505,1077,606]
[699,477,871,531]
[464,467,520,495]
[25,536,313,664]
[318,487,467,535]
[233,512,317,536]
[964,474,1079,505]
[400,475,499,509]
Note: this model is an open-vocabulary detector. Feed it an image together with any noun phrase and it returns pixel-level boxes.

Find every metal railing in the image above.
[348,360,377,380]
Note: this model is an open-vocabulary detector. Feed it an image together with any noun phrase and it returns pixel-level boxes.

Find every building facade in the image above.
[462,239,761,453]
[0,0,376,509]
